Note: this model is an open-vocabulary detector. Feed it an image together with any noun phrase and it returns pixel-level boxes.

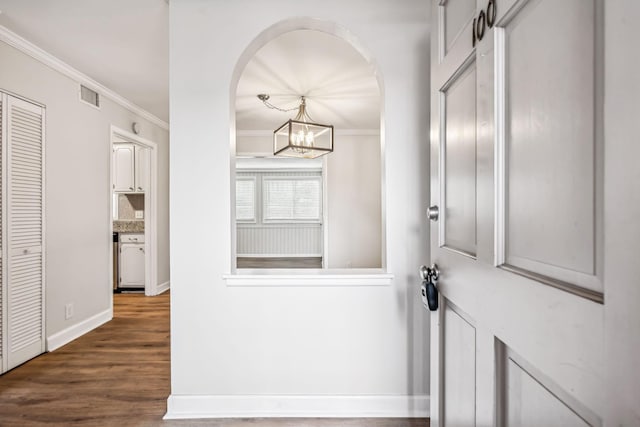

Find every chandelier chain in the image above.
[261,99,299,113]
[257,94,316,121]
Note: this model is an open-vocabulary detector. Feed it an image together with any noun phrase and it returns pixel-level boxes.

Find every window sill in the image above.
[223,270,394,287]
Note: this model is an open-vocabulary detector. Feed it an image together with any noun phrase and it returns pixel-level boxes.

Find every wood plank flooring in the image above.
[0,292,429,427]
[237,257,323,269]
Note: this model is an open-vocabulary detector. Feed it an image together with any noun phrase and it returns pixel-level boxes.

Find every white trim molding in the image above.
[165,394,429,419]
[46,308,112,352]
[110,126,160,298]
[0,25,169,131]
[224,273,394,287]
[157,281,170,294]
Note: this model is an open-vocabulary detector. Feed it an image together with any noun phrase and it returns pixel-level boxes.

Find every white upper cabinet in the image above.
[113,144,148,193]
[134,145,150,193]
[113,144,135,192]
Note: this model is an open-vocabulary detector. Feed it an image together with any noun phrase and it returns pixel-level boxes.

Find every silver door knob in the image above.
[419,265,429,280]
[427,205,439,221]
[419,264,440,281]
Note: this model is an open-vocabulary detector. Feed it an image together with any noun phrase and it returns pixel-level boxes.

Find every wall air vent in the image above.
[80,85,100,108]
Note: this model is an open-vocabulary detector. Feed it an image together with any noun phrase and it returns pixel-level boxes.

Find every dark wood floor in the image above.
[237,257,323,268]
[0,292,428,427]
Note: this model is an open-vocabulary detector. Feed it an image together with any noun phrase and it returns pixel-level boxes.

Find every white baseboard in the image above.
[164,394,429,419]
[157,281,170,295]
[46,308,112,352]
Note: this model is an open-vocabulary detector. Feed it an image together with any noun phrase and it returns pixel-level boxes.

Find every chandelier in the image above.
[258,94,334,159]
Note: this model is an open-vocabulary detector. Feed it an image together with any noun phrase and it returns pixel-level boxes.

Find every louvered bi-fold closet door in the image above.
[5,95,45,370]
[0,95,4,372]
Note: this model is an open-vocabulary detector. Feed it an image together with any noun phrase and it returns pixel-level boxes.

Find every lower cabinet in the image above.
[119,234,145,289]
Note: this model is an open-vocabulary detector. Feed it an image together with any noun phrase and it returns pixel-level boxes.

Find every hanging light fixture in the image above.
[258,94,334,159]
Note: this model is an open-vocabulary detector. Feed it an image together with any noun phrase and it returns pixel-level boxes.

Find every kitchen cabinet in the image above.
[113,144,149,193]
[119,233,145,288]
[134,145,150,192]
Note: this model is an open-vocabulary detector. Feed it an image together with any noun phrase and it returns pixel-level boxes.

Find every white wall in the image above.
[0,39,170,343]
[169,0,430,417]
[236,133,382,268]
[326,134,381,268]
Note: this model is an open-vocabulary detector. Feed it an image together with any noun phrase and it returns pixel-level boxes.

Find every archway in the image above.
[230,19,386,272]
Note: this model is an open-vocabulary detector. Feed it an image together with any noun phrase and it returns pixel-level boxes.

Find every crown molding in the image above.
[0,24,169,131]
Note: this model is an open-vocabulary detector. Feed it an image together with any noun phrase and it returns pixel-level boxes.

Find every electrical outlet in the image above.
[135,210,144,219]
[65,303,74,320]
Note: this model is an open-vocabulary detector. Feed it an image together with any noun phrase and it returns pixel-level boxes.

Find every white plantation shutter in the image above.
[6,95,44,370]
[235,178,256,221]
[263,177,321,222]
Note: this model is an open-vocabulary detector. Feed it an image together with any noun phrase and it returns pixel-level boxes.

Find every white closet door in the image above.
[6,95,45,370]
[0,95,4,372]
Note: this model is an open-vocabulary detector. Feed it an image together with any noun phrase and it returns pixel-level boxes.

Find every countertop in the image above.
[113,220,144,233]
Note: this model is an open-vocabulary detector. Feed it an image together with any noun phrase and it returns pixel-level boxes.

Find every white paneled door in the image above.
[429,0,606,425]
[1,93,45,372]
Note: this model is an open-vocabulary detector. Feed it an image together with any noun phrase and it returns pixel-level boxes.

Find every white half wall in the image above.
[170,0,430,417]
[0,35,170,346]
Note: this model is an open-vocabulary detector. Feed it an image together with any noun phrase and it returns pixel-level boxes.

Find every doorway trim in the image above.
[109,125,159,297]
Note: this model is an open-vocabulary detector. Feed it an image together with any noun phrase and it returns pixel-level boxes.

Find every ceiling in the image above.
[0,5,380,130]
[236,30,380,131]
[0,0,169,122]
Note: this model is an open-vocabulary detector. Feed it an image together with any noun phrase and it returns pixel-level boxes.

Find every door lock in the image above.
[420,264,440,311]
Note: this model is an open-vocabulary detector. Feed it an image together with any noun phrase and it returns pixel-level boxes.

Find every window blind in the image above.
[236,178,256,221]
[263,177,321,222]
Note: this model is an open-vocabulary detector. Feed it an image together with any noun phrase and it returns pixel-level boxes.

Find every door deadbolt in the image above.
[427,205,439,222]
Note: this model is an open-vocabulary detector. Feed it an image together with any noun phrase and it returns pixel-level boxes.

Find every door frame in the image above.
[109,125,159,297]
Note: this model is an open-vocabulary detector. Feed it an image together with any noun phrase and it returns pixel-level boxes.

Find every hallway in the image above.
[0,292,428,426]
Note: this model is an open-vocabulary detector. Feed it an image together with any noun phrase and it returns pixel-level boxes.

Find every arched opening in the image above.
[230,19,385,272]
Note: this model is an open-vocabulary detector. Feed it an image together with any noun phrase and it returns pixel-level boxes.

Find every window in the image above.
[235,177,256,222]
[263,177,321,222]
[235,168,324,267]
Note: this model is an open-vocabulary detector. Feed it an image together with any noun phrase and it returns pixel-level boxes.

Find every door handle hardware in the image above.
[428,263,440,282]
[420,264,440,311]
[427,205,439,222]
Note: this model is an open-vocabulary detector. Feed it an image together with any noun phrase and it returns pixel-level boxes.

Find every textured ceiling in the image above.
[236,30,381,131]
[0,0,169,122]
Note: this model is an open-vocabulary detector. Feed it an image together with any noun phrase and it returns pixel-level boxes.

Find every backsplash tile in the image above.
[118,194,144,220]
